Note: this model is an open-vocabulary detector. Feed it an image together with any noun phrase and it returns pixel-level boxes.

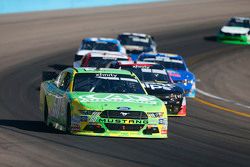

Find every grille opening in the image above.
[167,105,182,114]
[100,110,148,119]
[84,125,105,133]
[143,127,159,135]
[105,123,144,131]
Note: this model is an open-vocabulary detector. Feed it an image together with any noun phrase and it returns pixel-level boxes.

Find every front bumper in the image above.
[72,130,167,138]
[185,88,196,98]
[175,82,196,98]
[160,97,187,116]
[70,114,168,138]
[217,34,250,45]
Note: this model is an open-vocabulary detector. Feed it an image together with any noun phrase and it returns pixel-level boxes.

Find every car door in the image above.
[49,71,71,126]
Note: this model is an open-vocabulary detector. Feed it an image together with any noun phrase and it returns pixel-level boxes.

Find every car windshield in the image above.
[73,73,145,94]
[119,35,151,47]
[227,19,250,28]
[83,57,127,68]
[121,67,171,83]
[158,61,187,71]
[143,59,186,71]
[81,41,119,52]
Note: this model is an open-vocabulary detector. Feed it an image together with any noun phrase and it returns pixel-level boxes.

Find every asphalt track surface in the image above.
[0,0,250,166]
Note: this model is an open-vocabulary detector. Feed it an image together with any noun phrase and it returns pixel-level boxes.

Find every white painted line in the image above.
[196,88,250,109]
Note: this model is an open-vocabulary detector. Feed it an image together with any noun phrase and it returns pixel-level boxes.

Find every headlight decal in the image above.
[147,112,164,118]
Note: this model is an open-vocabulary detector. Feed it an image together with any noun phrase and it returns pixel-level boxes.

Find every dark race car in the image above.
[108,61,187,116]
[117,33,157,61]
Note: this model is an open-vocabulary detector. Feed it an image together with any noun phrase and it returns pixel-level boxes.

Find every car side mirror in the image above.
[54,80,60,87]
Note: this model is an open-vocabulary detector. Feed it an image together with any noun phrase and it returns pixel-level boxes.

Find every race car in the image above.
[107,61,186,116]
[79,52,130,68]
[117,33,157,61]
[74,38,126,67]
[40,67,168,138]
[217,17,250,45]
[139,53,196,98]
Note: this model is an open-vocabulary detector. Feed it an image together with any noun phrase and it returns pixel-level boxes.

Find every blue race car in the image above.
[74,37,126,67]
[139,53,196,98]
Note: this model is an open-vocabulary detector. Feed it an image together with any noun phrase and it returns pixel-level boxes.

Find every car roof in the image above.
[83,37,119,44]
[75,67,132,75]
[120,32,150,38]
[231,16,250,21]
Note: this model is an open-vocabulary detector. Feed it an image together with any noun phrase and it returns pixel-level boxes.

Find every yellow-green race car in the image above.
[40,67,168,138]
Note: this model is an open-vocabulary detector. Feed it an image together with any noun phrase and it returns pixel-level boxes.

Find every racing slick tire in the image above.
[66,104,71,134]
[44,98,49,125]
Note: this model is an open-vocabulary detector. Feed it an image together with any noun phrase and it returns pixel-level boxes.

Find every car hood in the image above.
[167,70,195,81]
[221,26,249,35]
[69,92,164,112]
[143,82,183,95]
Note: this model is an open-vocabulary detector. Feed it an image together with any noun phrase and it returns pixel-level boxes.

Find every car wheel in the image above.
[66,104,71,134]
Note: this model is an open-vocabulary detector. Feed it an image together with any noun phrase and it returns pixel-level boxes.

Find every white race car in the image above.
[74,37,126,67]
[79,52,130,68]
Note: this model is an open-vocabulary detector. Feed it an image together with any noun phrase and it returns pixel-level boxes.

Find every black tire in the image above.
[66,104,71,134]
[44,97,48,125]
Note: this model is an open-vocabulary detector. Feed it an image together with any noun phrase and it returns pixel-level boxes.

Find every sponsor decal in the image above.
[148,119,159,125]
[72,116,81,124]
[79,94,157,104]
[147,125,158,128]
[98,118,148,124]
[80,116,88,122]
[89,112,101,122]
[131,37,149,43]
[96,73,117,77]
[158,118,167,125]
[144,82,174,91]
[162,125,168,129]
[161,123,168,134]
[71,124,80,131]
[80,110,95,115]
[168,71,181,78]
[132,65,150,69]
[141,68,166,75]
[147,112,163,118]
[155,57,183,64]
[161,129,167,134]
